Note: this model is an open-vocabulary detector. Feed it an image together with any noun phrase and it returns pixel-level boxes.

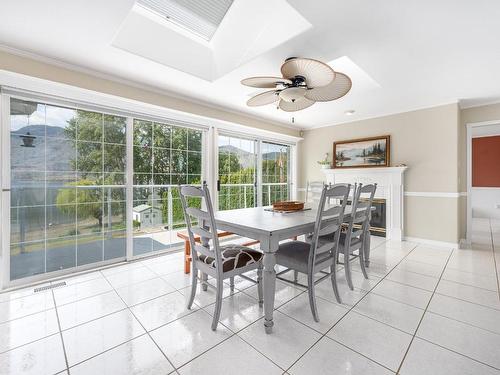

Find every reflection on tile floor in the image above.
[1,219,500,374]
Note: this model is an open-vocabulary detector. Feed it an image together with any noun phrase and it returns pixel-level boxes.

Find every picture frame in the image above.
[333,135,390,168]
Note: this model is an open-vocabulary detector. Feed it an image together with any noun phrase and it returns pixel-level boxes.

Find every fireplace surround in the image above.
[322,166,407,240]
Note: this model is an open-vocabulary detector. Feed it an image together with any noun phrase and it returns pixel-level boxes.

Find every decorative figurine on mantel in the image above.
[317,153,331,169]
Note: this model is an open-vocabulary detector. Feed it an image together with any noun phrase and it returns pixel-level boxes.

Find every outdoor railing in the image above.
[219,182,289,208]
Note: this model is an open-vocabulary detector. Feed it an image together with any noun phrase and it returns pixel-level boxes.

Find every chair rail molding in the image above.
[322,166,407,240]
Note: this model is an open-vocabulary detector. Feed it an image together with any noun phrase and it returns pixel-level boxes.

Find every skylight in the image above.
[136,0,234,41]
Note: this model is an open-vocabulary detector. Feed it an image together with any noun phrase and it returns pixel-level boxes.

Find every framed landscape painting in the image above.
[333,135,390,168]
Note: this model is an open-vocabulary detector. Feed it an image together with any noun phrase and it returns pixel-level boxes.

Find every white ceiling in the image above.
[1,0,500,129]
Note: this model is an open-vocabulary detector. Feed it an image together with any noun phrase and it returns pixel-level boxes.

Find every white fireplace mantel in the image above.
[321,166,408,240]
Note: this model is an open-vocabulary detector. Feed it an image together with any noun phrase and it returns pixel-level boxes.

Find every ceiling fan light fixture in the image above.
[241,57,352,113]
[279,87,306,102]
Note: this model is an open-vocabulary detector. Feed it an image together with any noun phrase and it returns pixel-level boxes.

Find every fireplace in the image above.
[346,198,386,237]
[322,166,407,240]
[369,198,386,236]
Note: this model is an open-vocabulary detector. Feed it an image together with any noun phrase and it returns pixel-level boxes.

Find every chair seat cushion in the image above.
[198,244,262,273]
[276,241,332,272]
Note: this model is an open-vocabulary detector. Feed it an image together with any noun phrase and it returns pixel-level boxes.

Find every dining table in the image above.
[214,204,370,333]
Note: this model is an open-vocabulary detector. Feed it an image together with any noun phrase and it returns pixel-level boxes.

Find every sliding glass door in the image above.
[9,98,127,280]
[6,96,204,283]
[4,94,293,286]
[261,141,291,205]
[217,134,257,210]
[217,136,292,209]
[132,119,203,256]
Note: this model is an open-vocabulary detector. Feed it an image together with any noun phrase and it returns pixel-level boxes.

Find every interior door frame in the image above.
[466,120,500,244]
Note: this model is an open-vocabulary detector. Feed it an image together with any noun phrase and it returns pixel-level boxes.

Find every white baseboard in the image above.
[403,236,459,249]
[459,238,469,249]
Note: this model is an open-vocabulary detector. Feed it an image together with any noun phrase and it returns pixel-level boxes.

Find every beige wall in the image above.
[0,50,299,137]
[298,103,462,243]
[298,103,460,192]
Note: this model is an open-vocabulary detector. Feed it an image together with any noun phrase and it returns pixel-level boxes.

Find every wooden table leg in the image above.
[184,240,191,274]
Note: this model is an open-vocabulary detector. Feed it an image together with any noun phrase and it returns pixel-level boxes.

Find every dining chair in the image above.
[338,183,377,290]
[305,181,326,203]
[179,184,264,330]
[275,183,350,321]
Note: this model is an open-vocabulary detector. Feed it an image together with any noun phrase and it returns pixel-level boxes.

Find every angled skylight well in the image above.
[136,0,234,41]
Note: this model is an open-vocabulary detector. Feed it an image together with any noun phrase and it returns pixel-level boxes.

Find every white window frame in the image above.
[212,130,297,211]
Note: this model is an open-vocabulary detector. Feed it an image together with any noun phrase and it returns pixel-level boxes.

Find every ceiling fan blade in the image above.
[281,58,335,88]
[304,72,352,102]
[247,90,280,106]
[278,97,315,112]
[241,76,293,88]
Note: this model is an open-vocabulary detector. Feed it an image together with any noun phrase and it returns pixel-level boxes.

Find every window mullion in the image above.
[125,117,134,261]
[256,140,262,207]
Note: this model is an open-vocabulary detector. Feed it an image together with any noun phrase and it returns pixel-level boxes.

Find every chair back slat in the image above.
[181,185,204,197]
[322,205,342,217]
[180,184,224,276]
[308,183,351,269]
[343,183,377,249]
[306,181,325,203]
[353,212,368,224]
[316,242,334,255]
[191,226,214,239]
[193,243,215,258]
[186,207,210,221]
[355,201,371,210]
[318,222,341,237]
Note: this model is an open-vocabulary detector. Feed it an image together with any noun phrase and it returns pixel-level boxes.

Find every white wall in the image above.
[471,188,500,219]
[471,124,500,219]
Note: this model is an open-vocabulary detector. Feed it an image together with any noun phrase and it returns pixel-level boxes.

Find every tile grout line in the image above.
[51,288,71,375]
[488,219,500,300]
[394,247,454,374]
[58,271,188,372]
[371,276,500,313]
[60,279,245,370]
[101,268,273,373]
[415,334,500,371]
[99,271,180,373]
[283,243,421,373]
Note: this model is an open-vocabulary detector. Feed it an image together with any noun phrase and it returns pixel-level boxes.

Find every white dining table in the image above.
[214,204,370,333]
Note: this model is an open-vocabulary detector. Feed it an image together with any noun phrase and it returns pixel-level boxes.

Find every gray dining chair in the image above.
[179,184,264,330]
[338,183,377,290]
[275,183,350,321]
[305,181,326,203]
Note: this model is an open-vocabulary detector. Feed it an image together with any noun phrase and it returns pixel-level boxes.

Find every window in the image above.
[261,141,291,205]
[217,135,292,210]
[217,134,256,210]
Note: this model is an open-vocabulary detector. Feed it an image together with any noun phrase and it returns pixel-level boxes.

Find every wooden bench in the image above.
[177,230,260,274]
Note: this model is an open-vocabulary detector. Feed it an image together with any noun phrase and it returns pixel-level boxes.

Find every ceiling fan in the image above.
[241,57,352,112]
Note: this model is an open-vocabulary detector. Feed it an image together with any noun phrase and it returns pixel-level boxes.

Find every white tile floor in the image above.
[1,219,500,374]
